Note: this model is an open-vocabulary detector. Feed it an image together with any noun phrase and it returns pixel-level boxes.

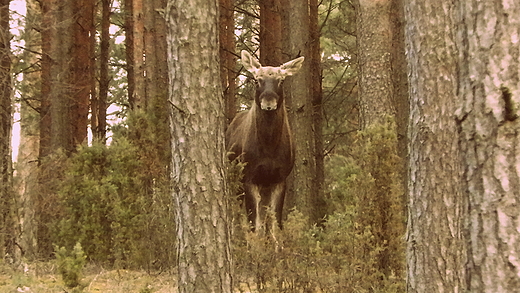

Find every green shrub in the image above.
[231,117,405,292]
[52,109,175,270]
[55,242,86,289]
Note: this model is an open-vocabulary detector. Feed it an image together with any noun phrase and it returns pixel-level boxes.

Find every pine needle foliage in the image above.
[52,109,175,270]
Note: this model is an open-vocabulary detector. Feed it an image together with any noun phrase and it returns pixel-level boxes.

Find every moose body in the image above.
[226,51,304,232]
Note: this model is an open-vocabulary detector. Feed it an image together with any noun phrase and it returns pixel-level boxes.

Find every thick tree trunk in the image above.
[166,0,232,291]
[259,0,282,66]
[354,0,395,128]
[354,0,405,278]
[457,2,520,291]
[404,0,467,291]
[282,0,319,225]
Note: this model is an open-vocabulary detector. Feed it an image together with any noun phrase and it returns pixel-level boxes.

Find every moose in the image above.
[226,50,304,233]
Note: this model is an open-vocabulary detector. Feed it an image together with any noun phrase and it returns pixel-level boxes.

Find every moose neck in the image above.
[253,101,287,144]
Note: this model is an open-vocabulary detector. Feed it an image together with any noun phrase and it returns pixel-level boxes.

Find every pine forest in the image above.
[1,0,520,292]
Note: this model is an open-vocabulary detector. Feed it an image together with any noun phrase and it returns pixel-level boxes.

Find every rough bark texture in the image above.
[259,0,282,66]
[71,0,93,145]
[0,0,13,259]
[131,0,145,109]
[355,0,395,128]
[219,0,236,124]
[354,0,406,278]
[457,1,520,291]
[282,0,319,225]
[309,0,325,222]
[405,0,467,291]
[16,0,42,259]
[166,0,232,291]
[93,0,111,142]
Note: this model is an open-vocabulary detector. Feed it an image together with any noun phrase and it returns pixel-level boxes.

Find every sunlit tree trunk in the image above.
[166,0,232,291]
[405,0,466,291]
[457,1,520,291]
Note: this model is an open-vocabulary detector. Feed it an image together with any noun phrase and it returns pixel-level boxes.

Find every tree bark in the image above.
[405,0,467,291]
[165,0,232,291]
[219,0,236,124]
[259,0,282,66]
[132,0,145,109]
[309,0,325,222]
[93,0,110,142]
[457,1,520,291]
[15,0,42,259]
[0,0,14,260]
[281,0,322,225]
[354,0,395,128]
[71,0,94,146]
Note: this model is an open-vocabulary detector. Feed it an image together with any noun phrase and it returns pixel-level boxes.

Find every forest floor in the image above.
[0,261,176,293]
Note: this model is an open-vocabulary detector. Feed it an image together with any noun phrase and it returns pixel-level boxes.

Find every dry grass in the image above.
[0,261,176,293]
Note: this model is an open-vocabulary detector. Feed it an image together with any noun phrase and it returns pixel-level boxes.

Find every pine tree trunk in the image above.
[16,0,42,259]
[132,0,145,109]
[165,0,232,291]
[309,0,325,222]
[457,1,520,291]
[354,0,395,128]
[259,0,282,66]
[71,0,93,145]
[0,0,14,260]
[219,0,236,124]
[354,0,405,278]
[281,0,319,225]
[404,0,467,291]
[93,0,110,142]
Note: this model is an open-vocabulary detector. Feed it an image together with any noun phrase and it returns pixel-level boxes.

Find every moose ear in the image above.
[241,50,262,76]
[280,56,305,77]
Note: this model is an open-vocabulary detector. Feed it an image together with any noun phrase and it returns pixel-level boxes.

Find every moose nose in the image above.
[260,92,278,111]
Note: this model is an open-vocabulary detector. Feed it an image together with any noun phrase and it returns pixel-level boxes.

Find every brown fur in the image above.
[226,51,303,233]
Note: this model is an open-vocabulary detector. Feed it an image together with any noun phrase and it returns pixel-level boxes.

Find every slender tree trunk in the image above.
[457,1,520,291]
[0,0,14,260]
[309,0,325,222]
[71,0,94,146]
[404,0,466,291]
[94,0,111,142]
[166,0,232,291]
[132,0,145,109]
[16,0,42,259]
[219,0,236,124]
[125,0,135,109]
